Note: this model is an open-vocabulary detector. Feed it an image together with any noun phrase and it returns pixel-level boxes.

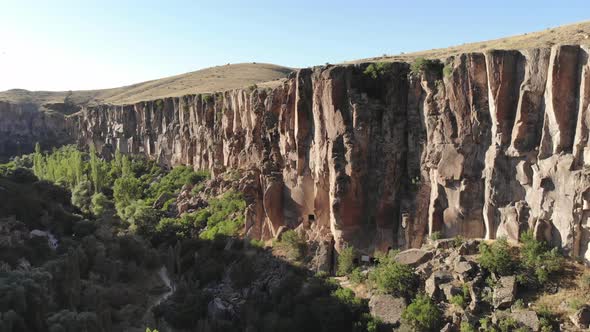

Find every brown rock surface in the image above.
[2,45,590,263]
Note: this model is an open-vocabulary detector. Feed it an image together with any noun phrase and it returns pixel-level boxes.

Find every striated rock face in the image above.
[0,101,71,161]
[2,45,590,263]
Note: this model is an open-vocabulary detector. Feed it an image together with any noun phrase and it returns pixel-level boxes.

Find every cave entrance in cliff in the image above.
[308,214,315,222]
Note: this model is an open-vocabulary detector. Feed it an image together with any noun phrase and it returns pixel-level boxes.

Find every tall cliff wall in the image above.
[2,45,590,263]
[0,101,71,161]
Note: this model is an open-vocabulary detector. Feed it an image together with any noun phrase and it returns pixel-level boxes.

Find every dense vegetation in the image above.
[478,233,563,288]
[410,57,444,75]
[363,62,393,79]
[0,146,379,332]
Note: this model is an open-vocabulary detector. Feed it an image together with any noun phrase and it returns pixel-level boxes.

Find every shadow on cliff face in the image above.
[0,168,374,332]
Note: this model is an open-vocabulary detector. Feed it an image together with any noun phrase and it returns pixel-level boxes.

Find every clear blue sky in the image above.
[1,0,589,91]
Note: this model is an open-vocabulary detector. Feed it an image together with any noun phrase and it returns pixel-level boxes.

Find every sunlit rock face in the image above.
[3,45,590,263]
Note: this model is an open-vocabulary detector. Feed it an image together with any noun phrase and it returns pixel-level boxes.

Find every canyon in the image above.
[2,45,590,265]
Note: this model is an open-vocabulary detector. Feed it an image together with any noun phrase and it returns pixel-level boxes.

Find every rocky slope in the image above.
[2,45,590,264]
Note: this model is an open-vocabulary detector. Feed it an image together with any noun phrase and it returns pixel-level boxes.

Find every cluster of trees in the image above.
[0,164,163,332]
[478,232,563,288]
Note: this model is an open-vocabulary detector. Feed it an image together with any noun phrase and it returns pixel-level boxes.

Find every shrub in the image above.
[429,231,442,241]
[498,317,518,332]
[91,192,112,216]
[402,294,442,331]
[365,314,382,332]
[155,99,164,111]
[249,239,265,248]
[199,191,246,240]
[410,58,443,75]
[478,238,516,276]
[536,305,559,332]
[369,256,417,298]
[113,176,143,218]
[125,201,160,236]
[451,294,467,308]
[363,62,393,79]
[512,299,525,310]
[148,166,208,200]
[202,94,212,103]
[331,288,362,307]
[349,268,366,285]
[518,230,563,286]
[275,230,307,261]
[569,297,585,311]
[453,235,465,248]
[443,64,453,78]
[337,246,356,276]
[460,322,476,332]
[450,284,472,309]
[71,180,92,214]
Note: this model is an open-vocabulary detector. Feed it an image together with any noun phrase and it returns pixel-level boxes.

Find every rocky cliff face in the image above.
[0,101,71,161]
[2,45,590,263]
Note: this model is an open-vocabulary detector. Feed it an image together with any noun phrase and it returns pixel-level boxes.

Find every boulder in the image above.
[368,294,406,326]
[208,298,233,320]
[570,305,590,329]
[394,249,434,267]
[440,323,453,332]
[458,240,480,255]
[510,310,540,331]
[433,239,456,250]
[425,271,453,299]
[310,240,332,274]
[440,283,461,302]
[453,260,476,281]
[493,276,516,309]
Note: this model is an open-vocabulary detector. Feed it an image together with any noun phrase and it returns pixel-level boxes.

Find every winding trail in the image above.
[154,266,175,306]
[30,229,58,249]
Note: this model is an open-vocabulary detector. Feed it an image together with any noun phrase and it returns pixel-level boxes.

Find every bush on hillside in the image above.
[71,180,93,214]
[478,238,517,276]
[199,191,246,240]
[363,62,393,79]
[402,294,442,331]
[275,230,307,262]
[113,176,143,218]
[337,246,356,276]
[518,230,563,287]
[369,255,417,298]
[410,57,443,75]
[91,192,113,216]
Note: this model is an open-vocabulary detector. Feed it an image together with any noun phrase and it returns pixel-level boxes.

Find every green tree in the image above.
[369,256,417,298]
[33,143,44,177]
[72,180,93,214]
[337,246,356,276]
[478,238,516,276]
[274,230,307,261]
[89,144,106,193]
[402,294,442,331]
[90,192,112,216]
[113,176,143,218]
[518,231,563,286]
[125,201,160,236]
